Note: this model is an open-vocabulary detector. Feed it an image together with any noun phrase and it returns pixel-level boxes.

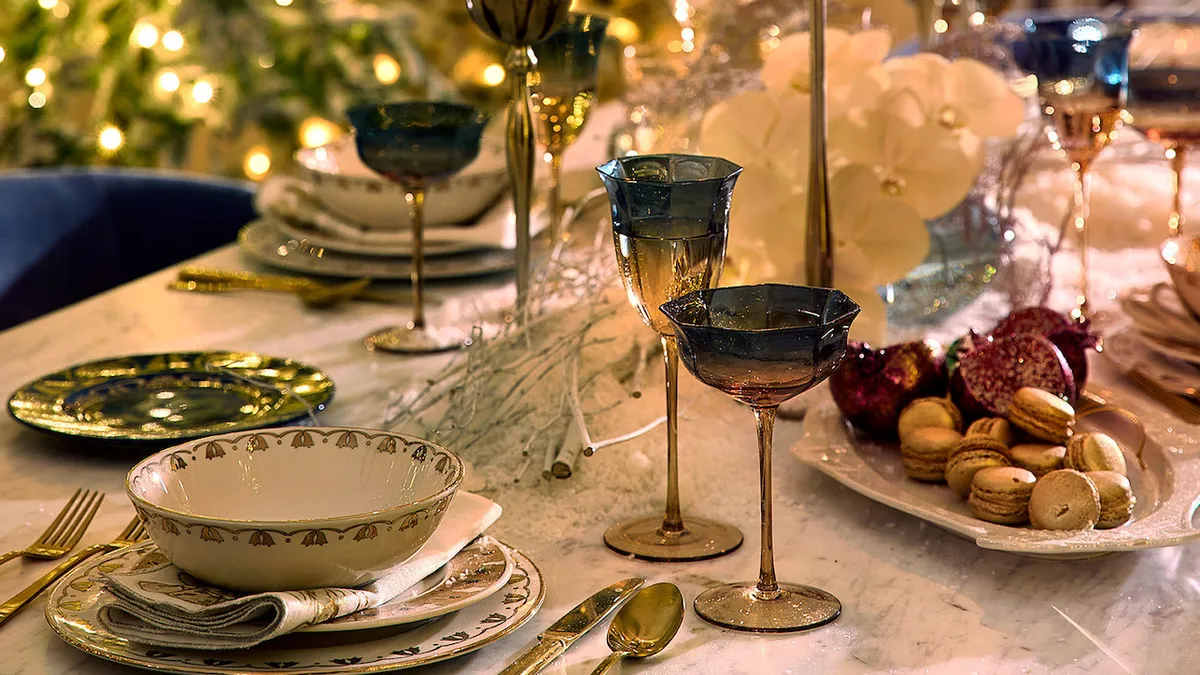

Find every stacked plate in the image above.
[239,133,544,281]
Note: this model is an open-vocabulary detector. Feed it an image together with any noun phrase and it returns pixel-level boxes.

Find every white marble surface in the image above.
[3,183,1200,674]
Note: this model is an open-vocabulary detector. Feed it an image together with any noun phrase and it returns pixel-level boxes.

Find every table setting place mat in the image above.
[93,492,500,650]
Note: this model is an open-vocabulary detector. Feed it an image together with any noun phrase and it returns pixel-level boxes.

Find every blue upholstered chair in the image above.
[0,168,256,331]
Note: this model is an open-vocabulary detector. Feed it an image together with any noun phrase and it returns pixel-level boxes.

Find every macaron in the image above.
[898,397,963,440]
[1007,387,1075,444]
[1009,443,1066,478]
[1087,470,1136,529]
[945,436,1012,498]
[1065,432,1127,476]
[900,428,963,482]
[1029,469,1100,530]
[966,417,1014,447]
[968,466,1037,525]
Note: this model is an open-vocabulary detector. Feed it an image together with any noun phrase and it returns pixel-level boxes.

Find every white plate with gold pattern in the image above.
[304,535,515,632]
[794,392,1200,559]
[46,540,543,674]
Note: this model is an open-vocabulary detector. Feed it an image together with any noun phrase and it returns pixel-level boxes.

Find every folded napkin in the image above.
[256,176,543,251]
[95,492,501,650]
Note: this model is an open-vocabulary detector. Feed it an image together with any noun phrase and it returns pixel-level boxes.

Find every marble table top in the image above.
[2,236,1200,675]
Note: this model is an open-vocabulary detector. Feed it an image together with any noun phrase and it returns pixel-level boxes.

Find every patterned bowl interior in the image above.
[128,427,462,522]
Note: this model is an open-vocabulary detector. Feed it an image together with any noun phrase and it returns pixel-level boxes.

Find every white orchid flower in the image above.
[830,89,982,219]
[761,28,892,115]
[885,53,1026,140]
[700,89,810,182]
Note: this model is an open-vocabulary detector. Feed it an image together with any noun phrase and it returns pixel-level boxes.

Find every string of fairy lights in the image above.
[2,0,673,179]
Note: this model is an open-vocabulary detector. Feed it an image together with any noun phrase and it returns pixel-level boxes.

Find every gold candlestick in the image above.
[805,0,834,288]
[466,0,571,319]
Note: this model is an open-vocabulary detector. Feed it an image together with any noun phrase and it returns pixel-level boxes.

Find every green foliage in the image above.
[0,0,507,175]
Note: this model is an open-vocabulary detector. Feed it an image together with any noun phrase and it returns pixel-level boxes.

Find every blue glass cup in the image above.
[594,154,744,562]
[1012,14,1133,319]
[1125,14,1200,237]
[530,12,609,240]
[661,284,860,632]
[345,102,489,353]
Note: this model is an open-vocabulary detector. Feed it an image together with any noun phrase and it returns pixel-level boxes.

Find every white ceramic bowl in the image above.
[1161,236,1200,319]
[295,133,508,230]
[126,427,463,592]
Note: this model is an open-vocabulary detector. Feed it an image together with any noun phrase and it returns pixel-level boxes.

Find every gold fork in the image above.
[0,488,104,566]
[0,516,148,627]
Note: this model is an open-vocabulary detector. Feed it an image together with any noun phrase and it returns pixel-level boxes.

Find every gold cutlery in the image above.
[590,583,684,675]
[0,489,103,567]
[0,517,148,627]
[171,268,400,307]
[498,578,644,675]
[1127,368,1200,425]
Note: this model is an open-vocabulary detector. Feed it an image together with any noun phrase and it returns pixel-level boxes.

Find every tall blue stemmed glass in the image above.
[346,102,489,353]
[596,154,744,562]
[530,12,609,241]
[1126,14,1200,237]
[661,284,860,632]
[1012,14,1133,320]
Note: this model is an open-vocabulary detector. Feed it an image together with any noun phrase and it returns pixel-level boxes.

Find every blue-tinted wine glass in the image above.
[1012,14,1133,319]
[596,154,744,562]
[530,12,609,241]
[1126,14,1200,237]
[346,102,489,353]
[661,284,860,632]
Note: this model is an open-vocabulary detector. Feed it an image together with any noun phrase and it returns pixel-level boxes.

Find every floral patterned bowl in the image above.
[126,427,463,592]
[295,134,507,230]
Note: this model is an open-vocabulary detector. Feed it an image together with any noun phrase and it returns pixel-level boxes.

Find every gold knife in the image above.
[498,578,644,675]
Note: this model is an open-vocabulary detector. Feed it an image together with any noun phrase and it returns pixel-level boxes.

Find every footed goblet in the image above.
[346,102,489,353]
[530,12,609,242]
[661,284,860,632]
[596,154,744,562]
[1013,14,1133,319]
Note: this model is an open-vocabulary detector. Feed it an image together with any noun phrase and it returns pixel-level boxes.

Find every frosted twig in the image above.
[627,338,654,399]
[208,365,321,426]
[583,416,667,457]
[552,350,591,478]
[1050,606,1134,675]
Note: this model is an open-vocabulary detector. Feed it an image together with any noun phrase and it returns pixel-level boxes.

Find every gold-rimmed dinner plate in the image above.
[302,535,516,633]
[45,540,544,674]
[8,351,334,442]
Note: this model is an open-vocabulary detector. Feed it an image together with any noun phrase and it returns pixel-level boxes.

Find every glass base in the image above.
[363,325,464,354]
[603,515,743,562]
[694,582,841,633]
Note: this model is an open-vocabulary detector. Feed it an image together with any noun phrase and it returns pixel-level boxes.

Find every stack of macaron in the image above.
[897,387,1136,530]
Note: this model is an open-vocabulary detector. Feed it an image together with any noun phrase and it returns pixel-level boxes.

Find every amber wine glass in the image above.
[1013,14,1133,320]
[595,154,744,562]
[531,13,608,241]
[1126,15,1200,237]
[661,284,860,632]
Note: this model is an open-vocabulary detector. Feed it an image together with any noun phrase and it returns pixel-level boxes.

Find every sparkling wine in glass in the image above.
[1014,14,1133,320]
[1126,17,1200,237]
[531,12,607,241]
[596,154,744,562]
[661,284,860,632]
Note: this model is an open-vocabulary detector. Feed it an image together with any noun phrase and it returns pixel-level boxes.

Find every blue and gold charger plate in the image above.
[8,351,334,442]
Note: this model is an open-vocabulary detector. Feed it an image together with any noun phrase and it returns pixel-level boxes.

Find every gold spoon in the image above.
[589,582,684,675]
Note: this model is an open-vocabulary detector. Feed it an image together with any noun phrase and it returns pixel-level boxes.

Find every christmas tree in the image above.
[0,0,510,178]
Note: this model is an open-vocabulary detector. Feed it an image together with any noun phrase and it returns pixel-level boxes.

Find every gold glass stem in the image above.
[1171,145,1189,238]
[805,0,834,288]
[547,151,565,242]
[752,405,780,599]
[660,334,685,535]
[506,46,536,320]
[1071,162,1092,320]
[406,185,427,330]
